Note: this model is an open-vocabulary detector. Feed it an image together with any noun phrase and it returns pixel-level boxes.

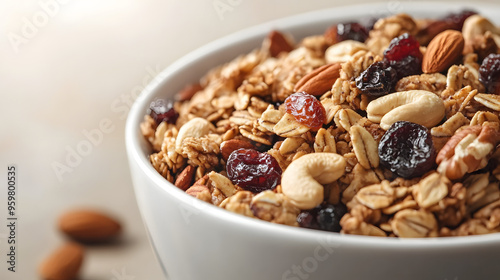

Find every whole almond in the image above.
[422,30,464,73]
[174,165,196,191]
[267,30,294,57]
[39,242,84,280]
[324,25,338,45]
[59,210,121,242]
[294,63,341,96]
[220,139,255,161]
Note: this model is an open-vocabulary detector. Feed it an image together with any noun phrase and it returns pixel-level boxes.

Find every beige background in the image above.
[1,0,499,279]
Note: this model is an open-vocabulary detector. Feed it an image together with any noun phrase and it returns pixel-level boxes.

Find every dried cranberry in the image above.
[378,121,436,179]
[226,149,282,193]
[479,53,500,95]
[284,92,326,130]
[336,22,369,43]
[297,203,347,232]
[149,99,179,125]
[384,33,422,62]
[355,61,397,96]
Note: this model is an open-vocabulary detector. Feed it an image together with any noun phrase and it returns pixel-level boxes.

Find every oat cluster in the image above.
[141,12,500,237]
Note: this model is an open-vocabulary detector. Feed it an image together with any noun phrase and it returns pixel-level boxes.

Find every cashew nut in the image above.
[462,15,500,45]
[366,90,445,130]
[325,40,368,64]
[175,117,215,150]
[281,153,346,210]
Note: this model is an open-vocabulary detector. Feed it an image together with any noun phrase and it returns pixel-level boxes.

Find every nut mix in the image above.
[141,10,500,237]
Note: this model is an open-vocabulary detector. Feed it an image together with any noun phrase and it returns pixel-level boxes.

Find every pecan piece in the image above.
[437,125,500,180]
[174,165,196,191]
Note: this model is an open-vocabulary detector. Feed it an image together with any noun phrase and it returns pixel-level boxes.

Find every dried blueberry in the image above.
[317,204,347,232]
[378,121,436,178]
[297,203,347,233]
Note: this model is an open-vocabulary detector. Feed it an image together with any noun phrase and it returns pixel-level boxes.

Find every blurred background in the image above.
[1,0,498,279]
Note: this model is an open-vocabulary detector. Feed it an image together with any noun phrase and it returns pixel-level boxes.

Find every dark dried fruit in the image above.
[149,99,179,125]
[297,212,317,229]
[297,203,347,232]
[442,9,477,30]
[355,61,397,96]
[336,22,369,43]
[389,55,422,79]
[378,121,436,178]
[479,53,500,95]
[284,92,326,130]
[226,149,282,193]
[317,204,347,232]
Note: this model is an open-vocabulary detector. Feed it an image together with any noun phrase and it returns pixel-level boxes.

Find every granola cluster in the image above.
[141,12,500,237]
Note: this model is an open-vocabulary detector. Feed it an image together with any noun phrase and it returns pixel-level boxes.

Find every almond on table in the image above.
[38,242,84,280]
[58,209,122,243]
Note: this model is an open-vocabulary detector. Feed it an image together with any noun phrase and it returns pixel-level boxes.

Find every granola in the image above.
[142,12,500,237]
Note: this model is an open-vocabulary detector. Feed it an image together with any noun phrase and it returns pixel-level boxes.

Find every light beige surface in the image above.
[0,0,498,279]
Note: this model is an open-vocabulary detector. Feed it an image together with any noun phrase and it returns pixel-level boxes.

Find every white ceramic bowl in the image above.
[126,3,500,280]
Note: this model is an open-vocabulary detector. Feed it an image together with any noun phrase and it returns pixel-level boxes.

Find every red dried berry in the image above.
[284,92,326,130]
[336,22,369,43]
[226,149,282,193]
[384,33,422,63]
[378,121,436,179]
[149,99,179,125]
[479,53,500,95]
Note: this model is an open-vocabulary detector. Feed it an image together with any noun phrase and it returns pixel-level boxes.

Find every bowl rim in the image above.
[126,1,500,249]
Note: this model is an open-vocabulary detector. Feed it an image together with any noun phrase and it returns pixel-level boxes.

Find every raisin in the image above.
[284,92,326,130]
[336,22,369,43]
[389,55,422,80]
[149,99,179,125]
[479,53,500,95]
[297,203,347,232]
[442,10,477,30]
[226,149,282,193]
[384,33,422,63]
[378,121,436,179]
[355,61,397,97]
